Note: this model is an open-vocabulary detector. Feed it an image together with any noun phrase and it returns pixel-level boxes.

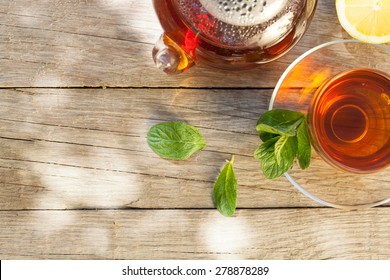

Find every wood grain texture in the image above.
[1,88,387,210]
[1,0,390,261]
[0,0,344,87]
[1,209,390,259]
[0,87,317,210]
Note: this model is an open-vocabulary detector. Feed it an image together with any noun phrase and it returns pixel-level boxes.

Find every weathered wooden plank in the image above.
[0,88,388,210]
[1,209,389,259]
[0,87,310,209]
[0,0,346,87]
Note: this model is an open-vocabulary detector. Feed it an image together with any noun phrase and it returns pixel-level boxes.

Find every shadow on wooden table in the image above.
[3,0,385,260]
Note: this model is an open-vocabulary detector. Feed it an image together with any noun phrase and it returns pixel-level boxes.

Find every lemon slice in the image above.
[336,0,390,44]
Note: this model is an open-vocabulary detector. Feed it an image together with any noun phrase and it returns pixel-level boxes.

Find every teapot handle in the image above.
[152,33,195,74]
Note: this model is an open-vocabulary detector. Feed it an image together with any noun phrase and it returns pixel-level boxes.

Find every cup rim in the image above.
[270,39,390,110]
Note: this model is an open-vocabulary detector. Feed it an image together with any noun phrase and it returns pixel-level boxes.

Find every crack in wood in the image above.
[0,116,141,137]
[0,157,217,184]
[1,23,154,45]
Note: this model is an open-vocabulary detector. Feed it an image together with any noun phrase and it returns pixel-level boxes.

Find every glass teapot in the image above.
[152,0,317,74]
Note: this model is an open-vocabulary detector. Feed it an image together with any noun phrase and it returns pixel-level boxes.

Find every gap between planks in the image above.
[0,86,277,90]
[1,205,390,212]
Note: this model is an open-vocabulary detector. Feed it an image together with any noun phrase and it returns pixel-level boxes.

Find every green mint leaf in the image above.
[147,122,205,160]
[213,155,237,217]
[254,137,296,179]
[254,136,280,160]
[254,109,313,179]
[296,118,311,169]
[259,131,278,142]
[274,135,298,165]
[256,109,304,136]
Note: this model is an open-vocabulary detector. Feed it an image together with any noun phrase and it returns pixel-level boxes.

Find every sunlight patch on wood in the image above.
[32,159,140,209]
[34,210,76,233]
[200,214,252,259]
[32,73,63,87]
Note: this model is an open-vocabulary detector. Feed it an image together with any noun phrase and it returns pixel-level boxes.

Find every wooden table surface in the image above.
[1,0,390,260]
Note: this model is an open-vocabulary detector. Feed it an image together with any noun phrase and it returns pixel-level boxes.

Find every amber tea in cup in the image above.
[308,68,390,174]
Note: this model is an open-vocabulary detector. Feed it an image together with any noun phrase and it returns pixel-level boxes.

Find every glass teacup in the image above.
[270,40,390,209]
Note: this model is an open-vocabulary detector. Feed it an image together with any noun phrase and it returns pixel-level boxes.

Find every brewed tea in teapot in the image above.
[152,0,317,73]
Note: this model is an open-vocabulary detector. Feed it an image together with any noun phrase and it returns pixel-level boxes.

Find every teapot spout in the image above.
[152,33,195,74]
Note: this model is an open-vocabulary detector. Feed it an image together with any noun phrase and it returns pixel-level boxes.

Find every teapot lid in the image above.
[198,0,289,26]
[174,0,304,48]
